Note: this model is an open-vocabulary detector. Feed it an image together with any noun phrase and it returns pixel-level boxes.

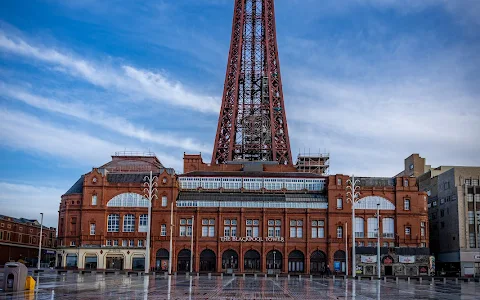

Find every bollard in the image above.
[431,277,434,284]
[254,274,257,279]
[299,275,302,280]
[276,274,279,280]
[221,273,223,279]
[419,277,422,283]
[333,275,335,280]
[232,273,235,278]
[443,278,446,284]
[395,277,399,284]
[197,273,199,278]
[408,277,410,284]
[288,274,290,280]
[243,274,246,279]
[383,277,387,283]
[455,278,458,284]
[174,272,177,276]
[265,274,267,278]
[310,275,313,281]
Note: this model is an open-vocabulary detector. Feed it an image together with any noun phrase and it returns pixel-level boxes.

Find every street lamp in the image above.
[37,213,44,269]
[346,175,361,278]
[375,203,381,279]
[273,251,276,270]
[190,215,194,274]
[168,195,174,275]
[144,171,158,274]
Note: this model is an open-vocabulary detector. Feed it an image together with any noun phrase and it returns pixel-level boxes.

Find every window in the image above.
[138,240,144,247]
[355,217,364,238]
[467,194,474,202]
[90,223,96,235]
[311,220,324,238]
[113,240,118,247]
[468,211,475,225]
[475,194,480,202]
[246,219,259,237]
[161,196,167,207]
[107,214,120,232]
[405,227,411,235]
[383,242,388,247]
[202,219,215,237]
[421,222,426,237]
[268,219,281,237]
[404,199,410,210]
[138,215,148,232]
[160,224,166,236]
[469,232,475,247]
[106,240,112,246]
[473,179,479,186]
[382,218,394,238]
[18,234,22,242]
[336,198,343,209]
[122,240,127,247]
[129,240,134,247]
[290,220,303,238]
[404,179,409,187]
[337,178,342,185]
[420,242,426,248]
[92,195,97,205]
[123,214,135,232]
[224,219,237,237]
[367,218,378,238]
[180,218,193,237]
[465,179,471,185]
[70,241,75,246]
[337,226,343,238]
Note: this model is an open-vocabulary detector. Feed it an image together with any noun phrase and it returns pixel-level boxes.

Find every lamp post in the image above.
[37,213,44,269]
[273,251,276,270]
[168,195,174,275]
[346,175,361,278]
[190,215,194,273]
[376,203,381,279]
[345,221,348,277]
[144,171,158,274]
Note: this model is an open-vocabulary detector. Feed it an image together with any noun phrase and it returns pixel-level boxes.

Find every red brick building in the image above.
[57,153,429,276]
[0,215,56,267]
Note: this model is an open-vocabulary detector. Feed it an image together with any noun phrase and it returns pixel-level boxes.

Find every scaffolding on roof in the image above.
[295,149,330,175]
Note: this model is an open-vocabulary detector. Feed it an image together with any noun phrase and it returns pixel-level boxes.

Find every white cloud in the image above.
[0,182,63,228]
[0,108,183,170]
[1,84,210,153]
[0,31,220,113]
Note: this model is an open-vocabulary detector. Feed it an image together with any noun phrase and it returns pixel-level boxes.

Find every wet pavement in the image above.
[0,273,479,299]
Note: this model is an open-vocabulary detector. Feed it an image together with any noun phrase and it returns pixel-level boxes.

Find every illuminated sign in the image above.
[220,236,285,243]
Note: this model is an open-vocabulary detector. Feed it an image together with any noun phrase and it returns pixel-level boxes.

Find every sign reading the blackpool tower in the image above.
[220,236,285,243]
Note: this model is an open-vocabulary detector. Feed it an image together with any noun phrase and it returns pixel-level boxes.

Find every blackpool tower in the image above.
[212,0,292,166]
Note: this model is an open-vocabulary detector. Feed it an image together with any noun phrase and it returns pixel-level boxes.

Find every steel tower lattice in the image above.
[212,0,292,165]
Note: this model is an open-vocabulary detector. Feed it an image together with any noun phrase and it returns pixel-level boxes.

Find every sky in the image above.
[0,0,479,227]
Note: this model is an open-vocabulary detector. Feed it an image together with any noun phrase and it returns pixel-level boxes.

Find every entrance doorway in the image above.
[177,249,192,272]
[288,250,304,273]
[266,250,282,273]
[244,250,261,272]
[222,249,239,272]
[385,266,393,276]
[310,250,326,274]
[155,249,169,271]
[200,249,216,272]
[106,256,124,270]
[333,250,346,274]
[84,256,97,269]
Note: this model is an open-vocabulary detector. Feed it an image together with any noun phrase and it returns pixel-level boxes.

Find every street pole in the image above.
[190,215,194,273]
[346,175,360,278]
[37,213,43,269]
[273,251,276,270]
[168,196,174,275]
[144,171,158,274]
[345,221,348,277]
[376,203,381,279]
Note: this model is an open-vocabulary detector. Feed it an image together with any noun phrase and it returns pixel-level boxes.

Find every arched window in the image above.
[355,217,364,238]
[353,196,395,210]
[123,214,135,232]
[337,226,343,238]
[107,193,149,207]
[107,214,119,232]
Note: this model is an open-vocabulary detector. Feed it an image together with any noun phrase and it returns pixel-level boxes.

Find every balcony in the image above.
[367,232,378,238]
[355,232,364,238]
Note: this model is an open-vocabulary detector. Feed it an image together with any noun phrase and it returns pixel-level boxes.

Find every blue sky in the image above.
[1,0,479,227]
